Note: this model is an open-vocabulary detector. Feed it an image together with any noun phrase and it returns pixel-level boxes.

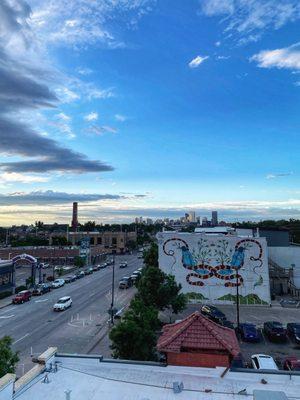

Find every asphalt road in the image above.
[0,254,142,376]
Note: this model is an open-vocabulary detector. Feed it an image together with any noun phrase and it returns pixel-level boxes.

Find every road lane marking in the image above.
[0,307,17,314]
[35,298,49,303]
[13,333,29,345]
[0,314,15,319]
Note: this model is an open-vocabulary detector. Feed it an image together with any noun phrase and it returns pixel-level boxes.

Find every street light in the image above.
[110,247,117,325]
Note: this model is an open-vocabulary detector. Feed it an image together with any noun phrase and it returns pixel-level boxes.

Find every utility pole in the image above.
[236,268,240,331]
[110,247,117,324]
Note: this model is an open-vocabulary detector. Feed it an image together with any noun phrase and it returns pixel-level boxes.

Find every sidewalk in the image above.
[0,294,13,309]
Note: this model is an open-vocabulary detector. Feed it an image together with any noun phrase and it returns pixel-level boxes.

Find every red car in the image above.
[12,290,31,304]
[283,357,300,371]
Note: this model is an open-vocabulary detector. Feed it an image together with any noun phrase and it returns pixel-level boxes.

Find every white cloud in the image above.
[56,112,71,121]
[216,55,230,60]
[188,55,209,68]
[115,114,127,122]
[55,87,80,103]
[0,172,49,184]
[84,112,98,121]
[266,172,293,179]
[76,67,93,75]
[201,0,300,44]
[88,125,117,135]
[251,43,300,70]
[215,41,221,47]
[30,0,155,49]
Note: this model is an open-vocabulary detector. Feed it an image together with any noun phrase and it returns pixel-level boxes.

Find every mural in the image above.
[157,233,270,305]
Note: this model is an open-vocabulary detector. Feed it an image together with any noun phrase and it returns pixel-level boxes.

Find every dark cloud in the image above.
[0,0,114,174]
[0,190,124,205]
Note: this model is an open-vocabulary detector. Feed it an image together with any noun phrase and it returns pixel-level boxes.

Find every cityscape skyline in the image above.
[1,0,300,224]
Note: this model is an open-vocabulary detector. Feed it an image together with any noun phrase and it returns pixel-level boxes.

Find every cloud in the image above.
[188,55,209,68]
[201,0,300,44]
[251,43,300,70]
[30,0,155,49]
[266,172,293,179]
[0,190,125,205]
[84,112,98,121]
[0,0,114,174]
[87,125,118,136]
[76,67,93,75]
[56,112,71,121]
[115,114,127,122]
[216,55,230,60]
[0,172,48,184]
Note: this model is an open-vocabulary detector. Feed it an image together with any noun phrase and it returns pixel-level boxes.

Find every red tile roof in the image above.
[157,311,240,357]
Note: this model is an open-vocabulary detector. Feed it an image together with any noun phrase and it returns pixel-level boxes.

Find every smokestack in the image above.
[71,202,78,231]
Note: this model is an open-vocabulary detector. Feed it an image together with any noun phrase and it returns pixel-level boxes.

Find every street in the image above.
[0,254,141,376]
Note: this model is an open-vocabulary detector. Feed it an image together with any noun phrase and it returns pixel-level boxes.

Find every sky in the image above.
[0,0,300,225]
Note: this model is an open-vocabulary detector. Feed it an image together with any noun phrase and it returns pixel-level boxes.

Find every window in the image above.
[112,237,117,246]
[97,237,102,245]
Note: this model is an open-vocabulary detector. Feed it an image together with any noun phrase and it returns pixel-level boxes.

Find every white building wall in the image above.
[157,232,270,305]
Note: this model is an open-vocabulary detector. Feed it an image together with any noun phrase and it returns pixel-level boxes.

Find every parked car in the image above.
[251,354,278,370]
[119,277,132,289]
[53,296,72,311]
[75,271,85,279]
[52,279,65,288]
[238,323,260,342]
[84,268,93,275]
[12,290,31,304]
[137,253,143,259]
[219,319,234,329]
[32,284,51,296]
[98,263,107,269]
[119,262,128,269]
[231,354,245,369]
[93,265,100,272]
[107,259,114,265]
[200,305,226,323]
[264,321,287,342]
[283,356,300,371]
[287,323,300,344]
[64,275,76,283]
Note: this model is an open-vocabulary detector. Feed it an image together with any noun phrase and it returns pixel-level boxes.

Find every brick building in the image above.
[157,312,240,368]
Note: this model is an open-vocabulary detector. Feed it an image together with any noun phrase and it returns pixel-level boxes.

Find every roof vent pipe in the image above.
[65,389,71,400]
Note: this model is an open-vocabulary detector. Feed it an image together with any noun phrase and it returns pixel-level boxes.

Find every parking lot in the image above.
[175,302,300,369]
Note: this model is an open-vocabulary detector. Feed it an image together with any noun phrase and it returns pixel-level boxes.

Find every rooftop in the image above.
[4,350,300,400]
[157,311,240,356]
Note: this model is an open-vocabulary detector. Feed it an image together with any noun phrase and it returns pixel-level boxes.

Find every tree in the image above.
[81,221,96,231]
[143,243,158,268]
[137,267,186,314]
[0,336,19,378]
[126,240,137,251]
[74,256,85,268]
[109,298,159,360]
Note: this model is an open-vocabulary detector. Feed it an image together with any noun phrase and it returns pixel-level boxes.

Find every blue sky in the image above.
[1,0,300,224]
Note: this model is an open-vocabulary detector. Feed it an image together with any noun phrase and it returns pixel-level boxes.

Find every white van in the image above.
[53,296,72,311]
[251,354,278,370]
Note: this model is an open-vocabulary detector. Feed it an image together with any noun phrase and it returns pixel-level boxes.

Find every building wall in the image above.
[269,246,300,288]
[167,351,229,368]
[157,232,270,305]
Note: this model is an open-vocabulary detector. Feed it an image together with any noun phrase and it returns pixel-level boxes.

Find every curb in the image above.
[84,324,110,354]
[0,299,13,310]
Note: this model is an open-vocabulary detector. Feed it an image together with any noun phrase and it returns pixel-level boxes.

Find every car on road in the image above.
[137,253,143,259]
[84,267,93,275]
[12,290,32,304]
[251,354,278,370]
[32,284,51,296]
[200,305,226,323]
[119,277,132,289]
[107,259,114,265]
[219,319,234,329]
[93,265,100,272]
[263,321,287,342]
[52,279,65,288]
[283,356,300,371]
[119,262,128,268]
[64,275,76,283]
[53,296,72,311]
[98,263,108,269]
[287,323,300,344]
[238,323,260,342]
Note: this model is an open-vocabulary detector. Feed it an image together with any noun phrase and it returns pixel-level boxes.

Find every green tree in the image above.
[143,243,158,268]
[109,298,159,360]
[137,267,186,314]
[81,221,96,231]
[0,336,19,378]
[126,240,137,251]
[74,256,85,268]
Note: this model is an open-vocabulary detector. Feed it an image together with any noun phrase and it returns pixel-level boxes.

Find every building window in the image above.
[112,237,117,246]
[97,237,102,245]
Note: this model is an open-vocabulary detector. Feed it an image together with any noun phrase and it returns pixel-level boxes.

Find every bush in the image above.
[15,285,27,294]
